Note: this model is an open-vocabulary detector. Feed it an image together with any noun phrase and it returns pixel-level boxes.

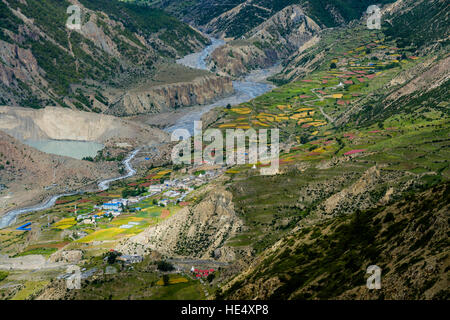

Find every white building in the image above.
[158,199,169,207]
[149,185,163,193]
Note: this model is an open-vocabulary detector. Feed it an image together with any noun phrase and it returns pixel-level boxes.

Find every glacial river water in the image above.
[170,38,279,134]
[0,37,278,229]
[0,149,140,229]
[24,140,104,160]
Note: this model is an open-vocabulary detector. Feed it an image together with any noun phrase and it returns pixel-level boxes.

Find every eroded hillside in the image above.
[0,0,225,112]
[219,183,449,300]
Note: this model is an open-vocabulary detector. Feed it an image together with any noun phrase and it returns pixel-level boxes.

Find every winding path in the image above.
[300,86,336,123]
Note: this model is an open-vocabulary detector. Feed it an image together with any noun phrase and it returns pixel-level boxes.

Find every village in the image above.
[72,165,226,228]
[1,20,441,300]
[49,32,420,241]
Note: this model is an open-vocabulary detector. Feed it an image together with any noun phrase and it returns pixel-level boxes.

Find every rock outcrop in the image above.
[117,187,243,262]
[207,5,321,77]
[0,40,42,88]
[49,250,83,264]
[0,106,169,144]
[109,75,234,116]
[0,0,209,111]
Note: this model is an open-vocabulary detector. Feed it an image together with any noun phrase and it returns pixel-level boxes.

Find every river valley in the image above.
[0,37,278,229]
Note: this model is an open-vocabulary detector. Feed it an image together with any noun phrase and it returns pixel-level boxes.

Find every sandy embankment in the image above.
[0,254,67,271]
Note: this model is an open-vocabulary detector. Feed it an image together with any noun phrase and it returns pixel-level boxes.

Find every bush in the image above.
[383,212,394,223]
[122,186,146,198]
[0,271,8,282]
[207,273,215,283]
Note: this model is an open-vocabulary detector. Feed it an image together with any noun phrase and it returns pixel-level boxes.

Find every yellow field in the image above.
[309,121,327,127]
[252,120,270,127]
[219,123,238,128]
[110,216,144,226]
[275,116,289,121]
[230,107,251,114]
[312,147,326,153]
[297,118,313,125]
[75,228,124,243]
[153,169,173,179]
[156,276,189,286]
[53,217,77,230]
[295,107,314,112]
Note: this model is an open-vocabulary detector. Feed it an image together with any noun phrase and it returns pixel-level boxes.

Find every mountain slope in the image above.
[198,0,450,300]
[0,130,116,216]
[219,182,449,300]
[0,0,208,110]
[151,0,396,38]
[272,0,449,84]
[206,5,321,77]
[153,0,397,78]
[383,0,449,51]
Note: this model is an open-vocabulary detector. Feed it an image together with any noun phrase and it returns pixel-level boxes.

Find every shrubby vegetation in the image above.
[384,0,449,49]
[122,187,147,198]
[157,260,175,272]
[0,271,8,282]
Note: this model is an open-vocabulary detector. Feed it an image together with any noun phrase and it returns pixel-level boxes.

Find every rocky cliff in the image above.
[206,5,321,77]
[117,186,243,262]
[0,106,169,144]
[108,74,234,116]
[0,0,209,111]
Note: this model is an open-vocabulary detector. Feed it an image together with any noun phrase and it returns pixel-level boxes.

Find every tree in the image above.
[330,62,337,69]
[207,273,215,283]
[162,274,170,286]
[157,260,175,272]
[226,104,232,109]
[106,250,121,264]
